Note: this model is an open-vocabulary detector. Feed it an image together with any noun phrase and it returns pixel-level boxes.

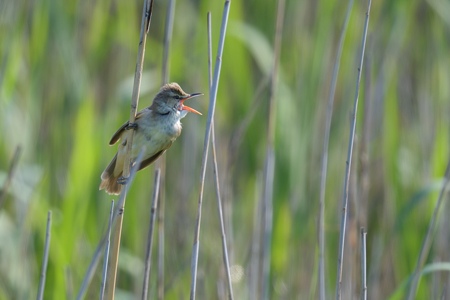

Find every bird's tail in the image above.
[99,154,122,195]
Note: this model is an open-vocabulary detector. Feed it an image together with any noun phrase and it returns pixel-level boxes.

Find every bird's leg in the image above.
[117,176,129,185]
[124,121,138,130]
[117,160,136,185]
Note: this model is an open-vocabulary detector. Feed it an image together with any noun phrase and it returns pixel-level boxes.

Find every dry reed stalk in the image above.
[141,169,161,300]
[156,0,176,298]
[189,1,231,299]
[104,0,154,298]
[207,11,234,300]
[36,211,52,300]
[100,201,114,300]
[76,150,145,300]
[317,0,354,298]
[335,1,372,299]
[260,0,285,298]
[407,161,450,299]
[360,228,367,300]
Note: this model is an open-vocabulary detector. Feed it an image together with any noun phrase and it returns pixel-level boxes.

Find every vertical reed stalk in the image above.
[260,0,285,298]
[104,0,154,298]
[360,228,367,300]
[335,1,371,299]
[100,201,114,300]
[407,161,450,299]
[156,1,175,298]
[141,169,161,300]
[77,150,145,300]
[189,1,231,299]
[36,211,52,300]
[317,0,354,298]
[207,11,234,300]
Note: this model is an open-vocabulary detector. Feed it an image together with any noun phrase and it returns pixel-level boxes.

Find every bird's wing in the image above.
[137,149,166,171]
[108,109,147,145]
[137,140,174,171]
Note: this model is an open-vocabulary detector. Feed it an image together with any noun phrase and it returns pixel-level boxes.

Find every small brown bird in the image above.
[99,82,202,195]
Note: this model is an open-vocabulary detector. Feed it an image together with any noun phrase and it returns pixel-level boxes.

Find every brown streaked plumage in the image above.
[99,82,202,195]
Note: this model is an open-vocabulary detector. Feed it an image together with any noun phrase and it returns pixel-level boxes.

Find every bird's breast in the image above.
[129,114,182,158]
[143,115,182,140]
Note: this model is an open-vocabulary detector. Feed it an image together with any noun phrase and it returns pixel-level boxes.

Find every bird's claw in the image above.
[125,122,138,130]
[117,176,129,185]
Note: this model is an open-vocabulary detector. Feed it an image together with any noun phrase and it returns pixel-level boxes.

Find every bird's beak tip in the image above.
[187,92,203,99]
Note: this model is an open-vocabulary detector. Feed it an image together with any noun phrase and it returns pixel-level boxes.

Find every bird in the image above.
[99,82,202,195]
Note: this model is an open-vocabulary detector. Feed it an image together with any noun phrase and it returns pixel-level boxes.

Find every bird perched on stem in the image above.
[99,82,202,195]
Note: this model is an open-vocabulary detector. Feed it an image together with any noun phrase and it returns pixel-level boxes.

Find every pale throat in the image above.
[179,110,188,119]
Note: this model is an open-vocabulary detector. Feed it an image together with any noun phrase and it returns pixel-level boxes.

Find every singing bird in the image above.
[99,82,202,195]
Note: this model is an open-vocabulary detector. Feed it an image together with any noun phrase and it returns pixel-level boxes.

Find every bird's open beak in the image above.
[181,93,203,115]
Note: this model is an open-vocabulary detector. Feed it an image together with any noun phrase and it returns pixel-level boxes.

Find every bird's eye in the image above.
[174,95,181,100]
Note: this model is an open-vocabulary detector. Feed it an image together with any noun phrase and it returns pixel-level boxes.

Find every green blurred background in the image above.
[1,0,450,299]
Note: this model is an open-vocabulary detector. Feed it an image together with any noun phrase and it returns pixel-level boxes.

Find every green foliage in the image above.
[1,0,450,299]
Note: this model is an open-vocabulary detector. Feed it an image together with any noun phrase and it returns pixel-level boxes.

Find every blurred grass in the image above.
[1,0,450,299]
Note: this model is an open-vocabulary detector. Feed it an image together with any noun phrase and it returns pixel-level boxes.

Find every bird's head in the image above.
[151,83,202,116]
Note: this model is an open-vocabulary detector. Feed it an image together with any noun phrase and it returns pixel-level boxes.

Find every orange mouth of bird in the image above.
[180,93,203,115]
